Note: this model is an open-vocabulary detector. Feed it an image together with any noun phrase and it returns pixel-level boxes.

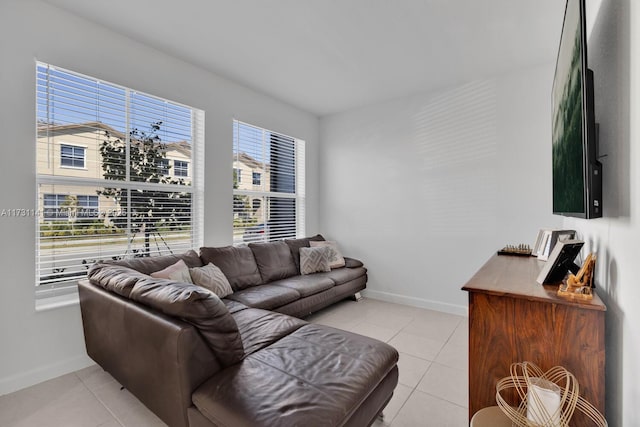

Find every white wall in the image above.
[0,0,319,395]
[319,65,562,315]
[563,0,639,425]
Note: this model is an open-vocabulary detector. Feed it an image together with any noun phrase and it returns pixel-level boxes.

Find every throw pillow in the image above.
[309,240,346,269]
[299,246,331,275]
[150,259,193,283]
[190,263,234,298]
[284,234,326,273]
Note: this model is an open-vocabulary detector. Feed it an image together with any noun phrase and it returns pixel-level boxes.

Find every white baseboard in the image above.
[0,354,95,396]
[362,289,468,317]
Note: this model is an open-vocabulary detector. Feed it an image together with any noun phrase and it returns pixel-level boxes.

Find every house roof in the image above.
[38,122,192,156]
[235,151,270,171]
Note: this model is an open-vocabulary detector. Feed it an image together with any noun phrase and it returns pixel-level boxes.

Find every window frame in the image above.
[42,193,99,220]
[174,160,189,177]
[35,62,204,304]
[60,144,86,169]
[252,171,261,185]
[158,158,170,175]
[232,120,305,244]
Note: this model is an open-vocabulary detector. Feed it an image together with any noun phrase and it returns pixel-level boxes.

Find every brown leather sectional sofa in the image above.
[78,236,399,427]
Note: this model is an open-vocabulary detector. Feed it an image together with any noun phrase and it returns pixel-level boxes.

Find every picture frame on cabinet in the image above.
[533,229,576,261]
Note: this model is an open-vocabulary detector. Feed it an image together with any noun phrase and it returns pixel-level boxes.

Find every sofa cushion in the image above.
[315,266,367,286]
[150,259,193,283]
[200,245,262,291]
[225,284,300,310]
[299,246,331,275]
[310,240,346,269]
[269,274,335,298]
[106,249,203,275]
[189,263,234,298]
[192,324,398,427]
[232,308,306,356]
[223,299,250,314]
[249,241,298,283]
[285,234,325,273]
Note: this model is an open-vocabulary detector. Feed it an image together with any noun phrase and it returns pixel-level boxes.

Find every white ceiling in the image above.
[44,0,565,117]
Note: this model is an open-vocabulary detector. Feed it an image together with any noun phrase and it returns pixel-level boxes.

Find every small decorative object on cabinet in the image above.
[497,244,532,256]
[557,253,597,301]
[496,361,607,426]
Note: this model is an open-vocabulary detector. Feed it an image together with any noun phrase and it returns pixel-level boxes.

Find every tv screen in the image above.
[552,0,602,218]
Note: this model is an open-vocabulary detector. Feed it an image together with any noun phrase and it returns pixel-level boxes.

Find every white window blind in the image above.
[233,120,305,244]
[36,62,204,298]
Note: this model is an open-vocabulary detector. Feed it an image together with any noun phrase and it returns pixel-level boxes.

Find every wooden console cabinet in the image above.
[462,254,605,425]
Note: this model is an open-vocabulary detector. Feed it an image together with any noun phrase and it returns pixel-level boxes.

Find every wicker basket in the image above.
[495,362,607,426]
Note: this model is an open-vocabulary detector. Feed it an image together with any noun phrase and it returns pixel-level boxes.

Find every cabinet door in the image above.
[512,297,605,426]
[468,292,605,425]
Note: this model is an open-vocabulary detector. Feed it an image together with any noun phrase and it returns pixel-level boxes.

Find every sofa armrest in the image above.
[343,257,364,268]
[78,280,220,427]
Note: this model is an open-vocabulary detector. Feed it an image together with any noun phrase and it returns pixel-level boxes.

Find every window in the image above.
[234,168,242,184]
[76,195,99,218]
[233,120,305,244]
[36,62,204,300]
[43,194,98,220]
[252,172,261,185]
[158,159,170,175]
[43,194,67,219]
[60,144,85,168]
[174,160,189,177]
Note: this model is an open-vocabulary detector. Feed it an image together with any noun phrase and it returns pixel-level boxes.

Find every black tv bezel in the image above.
[552,0,602,219]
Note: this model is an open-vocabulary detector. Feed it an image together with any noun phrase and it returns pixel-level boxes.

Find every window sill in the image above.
[59,166,88,171]
[35,291,79,312]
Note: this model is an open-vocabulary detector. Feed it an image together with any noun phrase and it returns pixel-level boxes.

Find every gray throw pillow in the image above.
[190,263,234,298]
[309,240,346,269]
[299,246,332,275]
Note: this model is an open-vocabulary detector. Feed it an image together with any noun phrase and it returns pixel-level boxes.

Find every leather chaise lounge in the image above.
[78,237,399,427]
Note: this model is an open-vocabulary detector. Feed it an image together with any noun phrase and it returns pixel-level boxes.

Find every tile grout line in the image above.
[75,371,127,427]
[416,387,469,411]
[383,313,425,427]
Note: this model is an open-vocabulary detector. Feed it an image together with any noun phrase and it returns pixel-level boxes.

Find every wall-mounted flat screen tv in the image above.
[552,0,602,218]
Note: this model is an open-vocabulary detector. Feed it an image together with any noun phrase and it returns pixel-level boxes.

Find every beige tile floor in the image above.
[0,297,469,427]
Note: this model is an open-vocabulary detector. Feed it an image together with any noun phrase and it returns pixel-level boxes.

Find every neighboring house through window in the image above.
[36,62,204,302]
[232,120,305,244]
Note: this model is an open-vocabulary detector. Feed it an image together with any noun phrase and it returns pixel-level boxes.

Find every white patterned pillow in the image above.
[189,263,234,298]
[299,246,332,275]
[309,240,346,269]
[150,259,193,283]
